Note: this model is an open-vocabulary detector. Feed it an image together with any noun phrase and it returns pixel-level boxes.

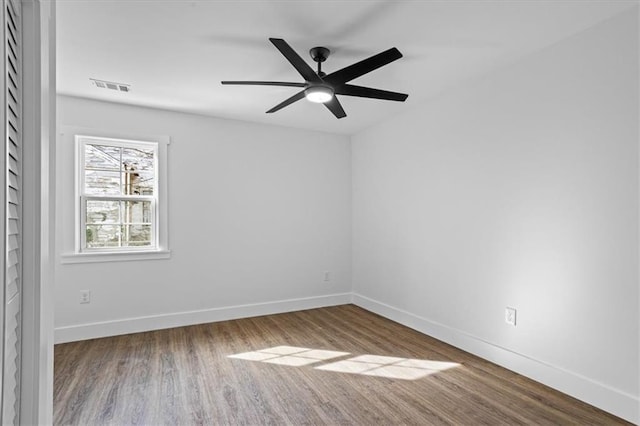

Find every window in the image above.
[59,127,169,264]
[77,135,162,253]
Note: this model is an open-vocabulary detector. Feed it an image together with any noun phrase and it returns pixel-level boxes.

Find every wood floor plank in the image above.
[54,305,630,425]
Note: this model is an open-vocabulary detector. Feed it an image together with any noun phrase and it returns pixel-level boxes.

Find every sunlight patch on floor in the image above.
[317,354,459,380]
[229,345,350,367]
[229,346,460,380]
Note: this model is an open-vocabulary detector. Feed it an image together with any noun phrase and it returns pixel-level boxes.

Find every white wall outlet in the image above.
[80,290,91,304]
[505,307,517,326]
[323,271,331,282]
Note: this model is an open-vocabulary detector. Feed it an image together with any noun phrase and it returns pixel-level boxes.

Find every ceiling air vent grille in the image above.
[90,78,131,93]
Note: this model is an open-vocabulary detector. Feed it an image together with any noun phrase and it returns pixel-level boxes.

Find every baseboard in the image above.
[352,293,639,424]
[54,293,352,344]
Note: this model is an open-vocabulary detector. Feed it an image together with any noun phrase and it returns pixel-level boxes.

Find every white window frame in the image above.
[61,128,170,264]
[77,136,158,252]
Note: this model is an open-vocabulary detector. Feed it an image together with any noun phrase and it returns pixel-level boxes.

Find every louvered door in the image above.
[0,0,21,424]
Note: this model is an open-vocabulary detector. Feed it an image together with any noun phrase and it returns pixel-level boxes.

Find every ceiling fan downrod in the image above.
[309,46,330,77]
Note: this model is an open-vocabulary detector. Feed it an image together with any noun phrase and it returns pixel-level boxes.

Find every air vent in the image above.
[90,78,131,93]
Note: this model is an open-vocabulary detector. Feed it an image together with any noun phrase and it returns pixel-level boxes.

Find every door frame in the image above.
[19,0,55,424]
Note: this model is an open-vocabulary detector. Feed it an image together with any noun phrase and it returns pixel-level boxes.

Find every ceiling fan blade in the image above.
[324,47,403,85]
[221,81,306,88]
[266,90,306,113]
[324,97,347,119]
[269,38,322,84]
[335,84,408,101]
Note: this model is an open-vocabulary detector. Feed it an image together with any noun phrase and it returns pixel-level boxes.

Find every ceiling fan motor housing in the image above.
[309,46,330,63]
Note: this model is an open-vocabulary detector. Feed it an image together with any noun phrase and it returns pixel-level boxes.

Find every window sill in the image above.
[60,249,171,264]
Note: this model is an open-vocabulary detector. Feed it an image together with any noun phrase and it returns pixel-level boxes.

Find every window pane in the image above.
[122,200,152,224]
[122,224,152,247]
[122,171,154,196]
[86,200,120,224]
[85,224,121,248]
[85,170,121,195]
[85,144,121,171]
[122,146,154,196]
[122,147,154,171]
[125,170,154,196]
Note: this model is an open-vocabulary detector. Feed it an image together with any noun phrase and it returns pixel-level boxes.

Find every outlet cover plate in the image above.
[505,307,517,326]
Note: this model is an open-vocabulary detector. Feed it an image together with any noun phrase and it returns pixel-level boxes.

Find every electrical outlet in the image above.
[323,271,331,282]
[80,290,91,304]
[505,307,517,326]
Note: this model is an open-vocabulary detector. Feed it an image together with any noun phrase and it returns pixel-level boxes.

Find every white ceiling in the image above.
[57,0,634,135]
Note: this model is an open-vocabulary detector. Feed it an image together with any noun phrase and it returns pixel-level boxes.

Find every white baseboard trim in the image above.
[55,293,352,344]
[352,293,639,424]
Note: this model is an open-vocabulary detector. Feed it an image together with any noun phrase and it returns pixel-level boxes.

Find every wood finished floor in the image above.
[54,305,629,425]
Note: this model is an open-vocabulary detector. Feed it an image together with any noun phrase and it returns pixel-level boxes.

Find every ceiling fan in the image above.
[221,38,408,119]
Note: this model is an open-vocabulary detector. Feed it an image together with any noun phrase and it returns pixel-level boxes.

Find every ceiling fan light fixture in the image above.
[305,85,334,103]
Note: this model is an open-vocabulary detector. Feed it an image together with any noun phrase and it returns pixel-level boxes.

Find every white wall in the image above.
[55,96,351,340]
[352,9,638,423]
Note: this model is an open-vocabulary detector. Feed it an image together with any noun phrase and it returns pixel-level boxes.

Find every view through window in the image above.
[77,136,158,251]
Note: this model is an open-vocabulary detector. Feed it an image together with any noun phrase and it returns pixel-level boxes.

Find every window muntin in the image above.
[77,136,159,252]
